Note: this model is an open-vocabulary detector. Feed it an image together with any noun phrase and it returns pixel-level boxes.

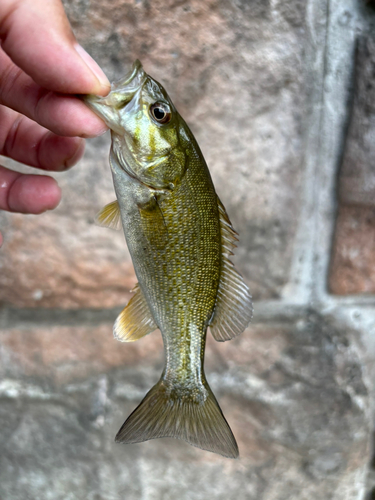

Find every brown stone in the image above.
[329,204,375,295]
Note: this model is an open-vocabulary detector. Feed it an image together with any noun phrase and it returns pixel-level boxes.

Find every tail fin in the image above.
[115,379,239,458]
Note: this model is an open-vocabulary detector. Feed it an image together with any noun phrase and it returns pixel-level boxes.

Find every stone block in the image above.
[338,36,375,207]
[0,313,371,499]
[0,138,137,308]
[330,35,375,295]
[329,204,375,295]
[0,0,310,306]
[0,321,164,386]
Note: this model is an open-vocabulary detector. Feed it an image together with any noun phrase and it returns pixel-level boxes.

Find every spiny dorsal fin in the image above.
[95,200,122,230]
[210,197,253,342]
[114,284,157,342]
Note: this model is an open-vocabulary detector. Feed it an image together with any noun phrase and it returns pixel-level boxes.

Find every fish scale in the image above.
[84,60,253,458]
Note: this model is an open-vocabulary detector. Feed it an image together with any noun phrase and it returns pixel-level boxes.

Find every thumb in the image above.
[0,0,110,96]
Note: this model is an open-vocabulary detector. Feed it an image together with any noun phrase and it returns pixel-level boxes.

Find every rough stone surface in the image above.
[0,314,371,500]
[0,323,163,385]
[329,205,375,295]
[330,32,375,295]
[338,36,375,207]
[0,0,308,306]
[0,138,136,308]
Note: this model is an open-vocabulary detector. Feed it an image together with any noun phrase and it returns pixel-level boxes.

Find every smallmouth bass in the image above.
[85,60,253,458]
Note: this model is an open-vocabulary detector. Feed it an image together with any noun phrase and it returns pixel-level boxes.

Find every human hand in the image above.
[0,0,111,247]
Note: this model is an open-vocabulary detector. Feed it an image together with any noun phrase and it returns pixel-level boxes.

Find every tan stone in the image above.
[0,322,163,385]
[0,321,287,387]
[0,0,308,306]
[0,209,136,308]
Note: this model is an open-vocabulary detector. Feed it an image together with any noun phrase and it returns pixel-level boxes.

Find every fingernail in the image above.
[75,44,110,94]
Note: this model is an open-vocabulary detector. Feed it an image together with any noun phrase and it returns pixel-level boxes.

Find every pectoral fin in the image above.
[139,196,168,249]
[114,284,157,342]
[95,200,122,230]
[210,198,253,342]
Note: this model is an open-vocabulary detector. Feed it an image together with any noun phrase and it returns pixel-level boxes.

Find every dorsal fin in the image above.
[217,197,239,256]
[95,200,122,230]
[209,197,253,342]
[114,284,157,342]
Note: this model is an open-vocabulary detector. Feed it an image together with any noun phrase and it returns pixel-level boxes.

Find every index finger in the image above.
[0,0,110,96]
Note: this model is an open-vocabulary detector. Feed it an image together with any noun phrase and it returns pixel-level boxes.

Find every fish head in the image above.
[85,60,187,190]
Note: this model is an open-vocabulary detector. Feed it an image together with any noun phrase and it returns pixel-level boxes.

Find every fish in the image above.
[84,60,253,458]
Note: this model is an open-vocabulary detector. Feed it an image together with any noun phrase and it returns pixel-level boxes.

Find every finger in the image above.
[0,165,61,213]
[0,231,3,247]
[0,0,110,96]
[0,106,85,171]
[0,50,108,137]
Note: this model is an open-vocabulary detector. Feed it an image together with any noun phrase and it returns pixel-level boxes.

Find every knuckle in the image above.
[0,62,23,105]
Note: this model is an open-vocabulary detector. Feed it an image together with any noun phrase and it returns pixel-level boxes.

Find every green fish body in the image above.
[85,61,253,458]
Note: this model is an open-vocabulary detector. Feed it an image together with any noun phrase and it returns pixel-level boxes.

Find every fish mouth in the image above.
[83,60,146,132]
[112,59,145,92]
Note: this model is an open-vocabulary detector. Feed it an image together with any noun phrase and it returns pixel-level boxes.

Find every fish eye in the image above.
[150,102,171,124]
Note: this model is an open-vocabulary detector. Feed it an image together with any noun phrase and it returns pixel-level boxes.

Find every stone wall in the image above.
[1,1,375,499]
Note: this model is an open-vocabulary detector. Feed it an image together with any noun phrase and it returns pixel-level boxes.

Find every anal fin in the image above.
[210,197,253,342]
[114,284,157,342]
